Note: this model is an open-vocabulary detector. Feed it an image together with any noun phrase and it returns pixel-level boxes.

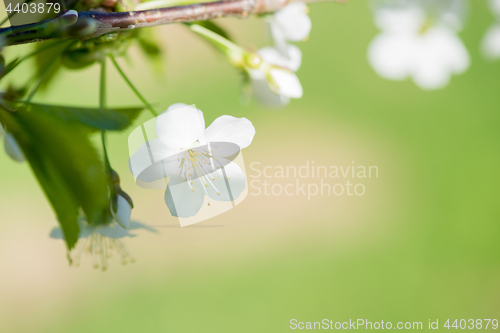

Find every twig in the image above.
[0,0,343,46]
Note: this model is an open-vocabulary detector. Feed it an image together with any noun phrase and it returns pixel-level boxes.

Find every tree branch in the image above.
[0,0,342,46]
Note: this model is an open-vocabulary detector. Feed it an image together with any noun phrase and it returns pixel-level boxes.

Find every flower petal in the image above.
[97,224,136,238]
[411,27,469,89]
[424,27,469,74]
[274,3,312,41]
[111,195,132,229]
[249,70,291,106]
[165,177,205,218]
[269,20,290,57]
[49,227,65,239]
[206,159,246,202]
[269,68,303,98]
[412,61,450,90]
[259,45,302,72]
[129,139,176,182]
[368,33,416,80]
[4,132,25,162]
[490,0,500,17]
[374,7,424,34]
[482,24,500,60]
[50,218,94,240]
[156,104,205,151]
[203,116,255,150]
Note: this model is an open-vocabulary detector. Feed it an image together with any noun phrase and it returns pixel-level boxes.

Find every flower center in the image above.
[178,145,222,206]
[419,19,433,35]
[70,232,135,271]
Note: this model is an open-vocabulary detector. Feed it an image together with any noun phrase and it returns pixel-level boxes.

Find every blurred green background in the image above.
[1,0,500,332]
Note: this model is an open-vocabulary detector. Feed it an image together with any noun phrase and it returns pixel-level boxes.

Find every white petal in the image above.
[249,70,290,107]
[49,227,65,239]
[206,159,247,202]
[374,7,424,34]
[205,142,241,161]
[77,218,94,238]
[164,176,205,218]
[111,195,132,229]
[482,24,500,60]
[269,21,290,57]
[269,69,303,98]
[4,132,25,162]
[274,3,312,41]
[129,139,176,181]
[203,116,255,150]
[156,104,205,151]
[410,27,469,90]
[97,224,136,238]
[367,33,417,80]
[423,27,469,74]
[412,62,451,90]
[50,219,94,240]
[490,0,500,17]
[259,45,302,72]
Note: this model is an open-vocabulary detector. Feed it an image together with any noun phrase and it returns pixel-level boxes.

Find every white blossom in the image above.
[50,218,157,270]
[482,0,500,60]
[129,104,255,219]
[247,45,303,106]
[368,2,470,90]
[270,3,312,56]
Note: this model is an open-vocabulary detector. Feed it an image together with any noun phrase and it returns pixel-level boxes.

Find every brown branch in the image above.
[0,0,341,46]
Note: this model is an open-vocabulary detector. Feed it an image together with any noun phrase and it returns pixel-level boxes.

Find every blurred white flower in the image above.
[482,25,500,59]
[129,104,255,218]
[249,45,303,106]
[368,4,470,90]
[481,0,500,60]
[251,2,308,106]
[0,126,25,162]
[270,3,311,56]
[50,217,157,270]
[110,194,132,229]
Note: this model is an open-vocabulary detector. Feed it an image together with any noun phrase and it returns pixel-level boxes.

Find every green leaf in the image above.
[0,106,109,249]
[2,57,21,78]
[26,103,144,132]
[191,21,233,42]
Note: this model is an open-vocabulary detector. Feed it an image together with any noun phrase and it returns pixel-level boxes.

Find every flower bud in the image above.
[4,132,25,162]
[58,10,79,26]
[66,18,98,39]
[110,194,132,229]
[243,53,263,69]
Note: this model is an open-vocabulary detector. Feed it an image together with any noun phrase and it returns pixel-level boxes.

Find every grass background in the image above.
[1,0,500,332]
